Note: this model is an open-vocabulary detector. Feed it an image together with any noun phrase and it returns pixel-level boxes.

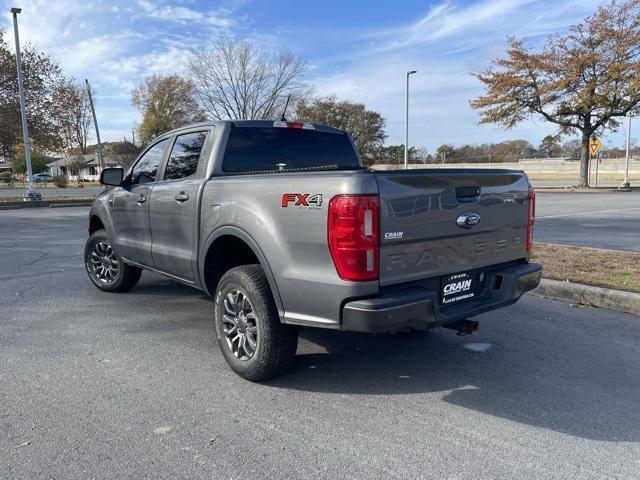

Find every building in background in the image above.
[48,154,132,182]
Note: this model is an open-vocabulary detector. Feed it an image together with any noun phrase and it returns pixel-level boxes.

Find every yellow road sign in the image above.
[589,137,602,156]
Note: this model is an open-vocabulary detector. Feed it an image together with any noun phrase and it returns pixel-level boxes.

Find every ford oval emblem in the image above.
[456,212,481,229]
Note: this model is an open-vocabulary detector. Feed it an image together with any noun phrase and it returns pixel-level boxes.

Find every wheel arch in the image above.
[200,226,285,321]
[89,213,106,235]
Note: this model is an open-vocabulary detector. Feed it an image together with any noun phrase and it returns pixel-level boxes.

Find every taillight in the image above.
[328,195,379,281]
[526,187,536,251]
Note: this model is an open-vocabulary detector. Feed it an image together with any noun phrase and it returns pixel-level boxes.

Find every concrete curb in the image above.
[531,279,640,316]
[0,198,94,210]
[535,186,637,193]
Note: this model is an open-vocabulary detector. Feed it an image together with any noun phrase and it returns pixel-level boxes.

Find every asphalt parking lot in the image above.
[2,207,640,479]
[535,191,640,251]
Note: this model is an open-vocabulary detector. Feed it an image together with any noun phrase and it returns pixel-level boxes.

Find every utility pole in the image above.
[131,129,136,147]
[404,70,417,170]
[11,7,40,201]
[621,114,631,189]
[85,79,104,172]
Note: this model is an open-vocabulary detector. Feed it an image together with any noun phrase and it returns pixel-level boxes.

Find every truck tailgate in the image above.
[376,169,530,287]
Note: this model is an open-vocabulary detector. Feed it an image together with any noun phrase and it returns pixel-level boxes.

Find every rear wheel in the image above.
[214,265,298,381]
[84,230,141,292]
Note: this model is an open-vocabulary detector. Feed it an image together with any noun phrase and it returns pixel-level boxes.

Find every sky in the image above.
[0,0,630,152]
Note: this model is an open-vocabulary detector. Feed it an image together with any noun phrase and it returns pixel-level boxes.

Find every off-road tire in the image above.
[84,230,142,293]
[214,264,298,381]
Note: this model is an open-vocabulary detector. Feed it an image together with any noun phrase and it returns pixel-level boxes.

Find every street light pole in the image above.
[85,79,104,172]
[404,70,417,170]
[621,114,631,189]
[11,7,40,201]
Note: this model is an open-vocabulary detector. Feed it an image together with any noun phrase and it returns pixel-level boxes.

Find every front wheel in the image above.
[84,230,142,292]
[214,265,298,381]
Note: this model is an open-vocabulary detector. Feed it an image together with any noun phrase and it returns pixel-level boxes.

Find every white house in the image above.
[48,154,132,182]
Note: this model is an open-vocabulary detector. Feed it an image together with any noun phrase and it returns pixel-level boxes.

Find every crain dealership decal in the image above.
[281,193,323,208]
[443,279,472,294]
[441,272,475,305]
[384,231,404,240]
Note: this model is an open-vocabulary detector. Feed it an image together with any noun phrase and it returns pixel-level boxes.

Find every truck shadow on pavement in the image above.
[105,279,639,443]
[266,319,640,443]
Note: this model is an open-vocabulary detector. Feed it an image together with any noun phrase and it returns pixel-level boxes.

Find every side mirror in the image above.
[100,168,124,186]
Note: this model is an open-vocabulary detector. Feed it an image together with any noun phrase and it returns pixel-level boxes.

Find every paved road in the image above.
[0,186,102,198]
[1,207,639,479]
[536,191,640,251]
[531,179,636,188]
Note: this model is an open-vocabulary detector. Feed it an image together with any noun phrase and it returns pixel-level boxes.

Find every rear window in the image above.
[222,127,360,173]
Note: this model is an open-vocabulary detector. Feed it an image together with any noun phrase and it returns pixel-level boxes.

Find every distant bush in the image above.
[0,171,13,185]
[53,175,68,188]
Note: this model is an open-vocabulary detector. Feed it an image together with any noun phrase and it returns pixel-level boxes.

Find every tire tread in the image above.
[216,265,298,381]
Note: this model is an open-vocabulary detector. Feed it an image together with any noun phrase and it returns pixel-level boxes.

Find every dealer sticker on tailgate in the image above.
[441,272,475,305]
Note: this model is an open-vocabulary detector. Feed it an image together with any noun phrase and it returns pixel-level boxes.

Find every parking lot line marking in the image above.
[538,207,640,219]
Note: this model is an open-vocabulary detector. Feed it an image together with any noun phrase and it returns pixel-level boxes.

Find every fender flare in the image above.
[199,225,285,321]
[89,209,114,238]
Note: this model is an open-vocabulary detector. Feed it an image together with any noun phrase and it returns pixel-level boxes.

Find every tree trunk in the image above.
[579,131,591,187]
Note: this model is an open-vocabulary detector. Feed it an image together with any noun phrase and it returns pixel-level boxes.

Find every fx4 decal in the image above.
[281,193,323,208]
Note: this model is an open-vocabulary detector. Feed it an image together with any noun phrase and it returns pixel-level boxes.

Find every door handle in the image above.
[137,194,146,204]
[175,192,189,202]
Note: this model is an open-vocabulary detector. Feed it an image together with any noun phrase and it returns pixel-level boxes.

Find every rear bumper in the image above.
[341,262,542,333]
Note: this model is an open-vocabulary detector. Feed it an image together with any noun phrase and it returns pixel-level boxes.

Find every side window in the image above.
[164,131,208,181]
[130,139,168,185]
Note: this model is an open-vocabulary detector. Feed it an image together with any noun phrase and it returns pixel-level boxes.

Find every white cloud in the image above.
[1,0,625,149]
[137,0,233,27]
[307,0,616,150]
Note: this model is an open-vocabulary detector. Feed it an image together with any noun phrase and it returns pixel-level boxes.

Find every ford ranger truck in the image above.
[85,120,542,381]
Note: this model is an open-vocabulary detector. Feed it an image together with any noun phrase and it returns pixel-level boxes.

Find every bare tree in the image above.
[187,36,307,120]
[59,80,93,154]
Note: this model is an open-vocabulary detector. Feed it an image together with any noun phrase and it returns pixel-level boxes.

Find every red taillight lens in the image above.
[328,195,379,281]
[273,121,315,130]
[526,187,536,251]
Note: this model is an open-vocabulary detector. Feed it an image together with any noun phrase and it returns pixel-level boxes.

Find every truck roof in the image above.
[160,120,347,137]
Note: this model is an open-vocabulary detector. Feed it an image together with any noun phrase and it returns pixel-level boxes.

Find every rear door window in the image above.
[222,127,360,173]
[164,131,208,181]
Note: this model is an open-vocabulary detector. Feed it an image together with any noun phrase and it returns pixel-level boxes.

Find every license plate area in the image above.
[441,272,477,305]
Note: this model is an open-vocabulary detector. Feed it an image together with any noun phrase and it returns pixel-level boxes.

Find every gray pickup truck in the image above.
[85,120,541,380]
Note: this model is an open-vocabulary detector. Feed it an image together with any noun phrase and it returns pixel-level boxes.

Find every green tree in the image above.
[0,29,69,153]
[131,74,206,144]
[436,144,455,163]
[492,140,535,162]
[378,145,419,166]
[10,144,49,175]
[538,135,561,158]
[380,145,404,165]
[296,96,387,166]
[470,0,640,186]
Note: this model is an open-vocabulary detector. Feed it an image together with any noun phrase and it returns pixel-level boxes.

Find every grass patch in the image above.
[532,243,640,294]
